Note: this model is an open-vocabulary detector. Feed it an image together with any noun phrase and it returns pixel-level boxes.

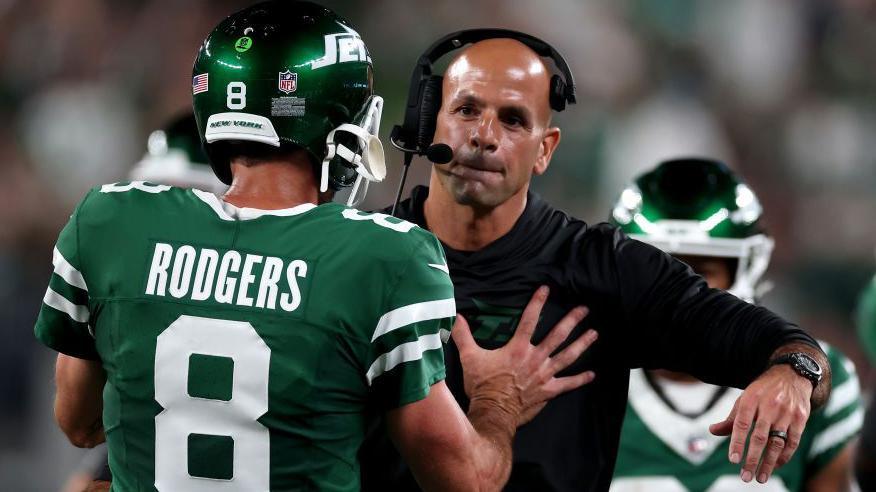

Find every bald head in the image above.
[445,39,553,124]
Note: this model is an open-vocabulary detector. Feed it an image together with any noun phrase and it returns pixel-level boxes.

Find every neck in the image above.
[423,172,528,251]
[222,154,318,209]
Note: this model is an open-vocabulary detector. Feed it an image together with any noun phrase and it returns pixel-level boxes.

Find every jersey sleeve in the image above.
[805,343,863,472]
[365,232,456,409]
[34,191,99,360]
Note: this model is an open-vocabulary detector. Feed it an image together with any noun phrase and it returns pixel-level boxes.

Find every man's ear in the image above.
[533,127,561,176]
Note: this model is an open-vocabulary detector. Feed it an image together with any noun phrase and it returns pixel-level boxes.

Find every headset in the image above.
[389,28,577,215]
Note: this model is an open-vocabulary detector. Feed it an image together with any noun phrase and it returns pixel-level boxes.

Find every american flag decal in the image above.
[192,74,209,95]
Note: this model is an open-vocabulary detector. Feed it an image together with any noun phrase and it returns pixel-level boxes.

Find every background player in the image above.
[128,112,227,195]
[609,158,862,491]
[37,2,596,490]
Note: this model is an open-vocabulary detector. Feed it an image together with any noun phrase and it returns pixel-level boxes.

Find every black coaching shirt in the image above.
[360,185,820,492]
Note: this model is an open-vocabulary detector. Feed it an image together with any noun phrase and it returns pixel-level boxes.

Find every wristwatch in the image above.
[769,352,823,389]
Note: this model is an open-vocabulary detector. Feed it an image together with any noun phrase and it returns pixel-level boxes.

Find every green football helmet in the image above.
[610,158,774,302]
[192,0,385,205]
[129,113,227,195]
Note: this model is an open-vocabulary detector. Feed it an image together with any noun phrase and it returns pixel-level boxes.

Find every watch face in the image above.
[794,354,821,374]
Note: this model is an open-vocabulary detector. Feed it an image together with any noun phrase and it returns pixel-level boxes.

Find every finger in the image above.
[536,306,589,357]
[544,371,596,398]
[450,315,476,354]
[509,286,549,346]
[548,329,598,374]
[709,398,739,437]
[777,412,806,467]
[755,422,789,484]
[727,396,755,465]
[742,415,774,483]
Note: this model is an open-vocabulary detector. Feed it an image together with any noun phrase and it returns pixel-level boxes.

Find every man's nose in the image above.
[469,114,499,152]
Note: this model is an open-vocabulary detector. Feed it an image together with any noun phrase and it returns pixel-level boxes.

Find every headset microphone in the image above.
[426,144,453,164]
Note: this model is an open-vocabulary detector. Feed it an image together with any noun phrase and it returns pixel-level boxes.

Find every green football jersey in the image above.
[35,182,455,491]
[611,343,862,492]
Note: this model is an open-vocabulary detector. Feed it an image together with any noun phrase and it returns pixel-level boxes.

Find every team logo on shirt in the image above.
[467,298,524,345]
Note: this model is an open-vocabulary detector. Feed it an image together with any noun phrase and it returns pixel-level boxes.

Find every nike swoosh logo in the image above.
[428,262,450,274]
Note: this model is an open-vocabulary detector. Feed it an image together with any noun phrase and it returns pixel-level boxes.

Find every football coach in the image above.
[360,30,831,492]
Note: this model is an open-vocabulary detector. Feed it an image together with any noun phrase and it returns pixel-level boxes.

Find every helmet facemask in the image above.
[320,95,386,207]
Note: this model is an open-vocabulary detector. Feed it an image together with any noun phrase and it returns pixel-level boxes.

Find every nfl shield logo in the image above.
[278,71,297,94]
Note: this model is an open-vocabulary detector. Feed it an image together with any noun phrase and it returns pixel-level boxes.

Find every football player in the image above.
[35,2,596,491]
[609,158,862,491]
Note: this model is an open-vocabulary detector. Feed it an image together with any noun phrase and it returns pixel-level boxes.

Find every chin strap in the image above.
[320,96,386,207]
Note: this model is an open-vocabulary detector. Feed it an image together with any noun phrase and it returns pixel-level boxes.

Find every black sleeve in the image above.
[590,224,820,389]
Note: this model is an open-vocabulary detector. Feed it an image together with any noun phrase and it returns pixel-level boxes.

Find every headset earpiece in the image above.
[549,74,566,112]
[417,75,443,151]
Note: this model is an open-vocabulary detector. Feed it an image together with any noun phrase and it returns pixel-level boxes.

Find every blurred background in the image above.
[1,0,875,489]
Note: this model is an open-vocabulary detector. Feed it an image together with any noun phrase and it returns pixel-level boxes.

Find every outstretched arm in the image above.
[600,229,831,485]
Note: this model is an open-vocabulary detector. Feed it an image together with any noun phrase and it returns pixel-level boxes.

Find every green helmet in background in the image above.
[857,274,876,364]
[610,157,774,302]
[129,113,227,195]
[192,0,385,205]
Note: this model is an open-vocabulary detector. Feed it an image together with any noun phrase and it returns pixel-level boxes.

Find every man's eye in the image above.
[457,105,475,116]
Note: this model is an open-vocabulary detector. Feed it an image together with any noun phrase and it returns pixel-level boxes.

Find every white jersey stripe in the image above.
[43,287,90,323]
[192,189,234,221]
[809,407,864,458]
[100,181,171,194]
[53,247,88,291]
[371,298,456,342]
[824,377,860,417]
[192,189,318,221]
[366,333,443,385]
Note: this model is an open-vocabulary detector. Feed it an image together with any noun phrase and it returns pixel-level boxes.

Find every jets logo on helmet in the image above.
[610,158,774,302]
[192,0,385,206]
[311,24,371,69]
